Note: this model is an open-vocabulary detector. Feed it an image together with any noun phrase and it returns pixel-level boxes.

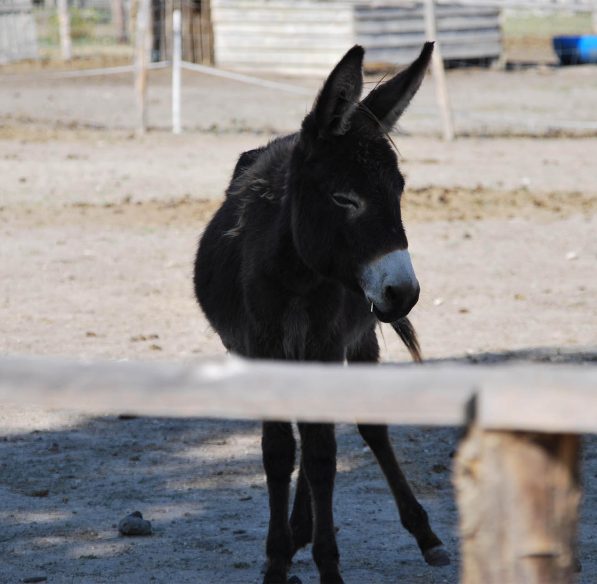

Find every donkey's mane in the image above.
[224,133,299,238]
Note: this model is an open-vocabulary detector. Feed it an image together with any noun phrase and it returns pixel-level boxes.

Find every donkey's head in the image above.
[289,43,433,322]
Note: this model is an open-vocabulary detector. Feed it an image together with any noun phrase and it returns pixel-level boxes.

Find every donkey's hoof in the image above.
[262,563,290,584]
[320,572,344,584]
[288,576,303,584]
[262,572,287,584]
[423,545,451,567]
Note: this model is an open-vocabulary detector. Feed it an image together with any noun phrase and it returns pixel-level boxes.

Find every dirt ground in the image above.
[1,62,597,583]
[2,62,597,137]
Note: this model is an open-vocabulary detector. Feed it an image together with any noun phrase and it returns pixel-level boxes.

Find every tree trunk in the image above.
[111,0,127,43]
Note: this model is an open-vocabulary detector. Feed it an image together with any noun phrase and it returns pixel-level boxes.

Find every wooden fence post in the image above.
[134,0,152,135]
[57,0,72,61]
[172,8,182,134]
[423,0,455,141]
[455,425,581,584]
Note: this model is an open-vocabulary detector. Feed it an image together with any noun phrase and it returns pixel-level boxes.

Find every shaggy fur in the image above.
[193,43,449,584]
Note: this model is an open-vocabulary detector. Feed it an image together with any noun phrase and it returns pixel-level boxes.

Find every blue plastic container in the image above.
[553,35,597,65]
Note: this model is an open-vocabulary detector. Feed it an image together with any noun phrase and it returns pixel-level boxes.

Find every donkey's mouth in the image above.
[370,295,419,323]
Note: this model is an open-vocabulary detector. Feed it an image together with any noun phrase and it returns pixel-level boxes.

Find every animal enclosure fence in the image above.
[1,354,596,583]
[2,0,596,138]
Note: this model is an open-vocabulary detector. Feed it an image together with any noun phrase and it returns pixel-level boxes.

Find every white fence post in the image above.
[424,0,455,141]
[172,8,182,135]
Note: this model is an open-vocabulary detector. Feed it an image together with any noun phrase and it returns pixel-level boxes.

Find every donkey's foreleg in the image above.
[262,421,296,584]
[357,424,450,566]
[298,422,343,584]
[289,459,313,554]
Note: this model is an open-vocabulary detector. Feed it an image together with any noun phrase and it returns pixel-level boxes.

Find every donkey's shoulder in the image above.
[226,133,298,198]
[229,146,267,186]
[223,134,298,237]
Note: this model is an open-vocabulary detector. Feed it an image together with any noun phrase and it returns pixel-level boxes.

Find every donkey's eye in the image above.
[331,193,361,211]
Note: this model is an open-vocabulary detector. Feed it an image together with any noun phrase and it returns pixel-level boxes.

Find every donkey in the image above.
[194,42,449,584]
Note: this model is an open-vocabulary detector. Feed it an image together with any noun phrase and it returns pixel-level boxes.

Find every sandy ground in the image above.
[2,63,597,137]
[1,64,597,583]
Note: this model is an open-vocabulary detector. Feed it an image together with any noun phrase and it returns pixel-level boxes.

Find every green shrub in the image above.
[46,8,105,43]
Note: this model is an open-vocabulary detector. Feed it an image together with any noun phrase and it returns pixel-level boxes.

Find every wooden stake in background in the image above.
[57,0,72,61]
[423,0,455,141]
[134,0,152,135]
[172,8,182,134]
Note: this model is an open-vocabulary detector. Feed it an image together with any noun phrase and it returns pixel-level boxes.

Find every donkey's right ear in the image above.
[361,42,433,132]
[309,45,364,138]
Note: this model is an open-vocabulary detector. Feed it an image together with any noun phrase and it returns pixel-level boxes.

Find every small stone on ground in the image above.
[118,511,152,536]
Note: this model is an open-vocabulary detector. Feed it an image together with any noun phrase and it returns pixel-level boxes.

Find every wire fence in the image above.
[2,0,595,65]
[1,0,596,136]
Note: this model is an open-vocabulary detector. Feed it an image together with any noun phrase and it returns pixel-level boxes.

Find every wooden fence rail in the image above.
[0,355,595,430]
[1,354,596,583]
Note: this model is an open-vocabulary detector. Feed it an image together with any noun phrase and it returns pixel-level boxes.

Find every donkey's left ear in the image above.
[311,45,364,137]
[361,42,433,132]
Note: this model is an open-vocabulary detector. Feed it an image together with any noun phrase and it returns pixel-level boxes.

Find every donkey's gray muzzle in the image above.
[360,249,420,322]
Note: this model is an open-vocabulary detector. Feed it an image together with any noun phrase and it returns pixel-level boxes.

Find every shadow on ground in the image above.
[0,347,595,583]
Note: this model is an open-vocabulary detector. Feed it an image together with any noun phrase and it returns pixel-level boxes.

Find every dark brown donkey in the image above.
[194,42,450,584]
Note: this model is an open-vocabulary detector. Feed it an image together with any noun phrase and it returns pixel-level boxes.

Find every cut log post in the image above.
[455,425,581,584]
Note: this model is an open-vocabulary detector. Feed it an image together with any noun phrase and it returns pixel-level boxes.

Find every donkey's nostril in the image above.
[382,282,420,318]
[384,285,399,304]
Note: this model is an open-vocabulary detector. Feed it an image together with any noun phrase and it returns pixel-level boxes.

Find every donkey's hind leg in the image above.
[289,459,313,554]
[262,421,296,583]
[348,329,450,567]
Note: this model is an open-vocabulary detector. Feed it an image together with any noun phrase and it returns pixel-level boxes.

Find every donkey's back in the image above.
[193,133,297,353]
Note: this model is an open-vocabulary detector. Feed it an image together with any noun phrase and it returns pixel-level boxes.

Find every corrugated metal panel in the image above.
[212,0,502,74]
[212,0,354,75]
[357,16,500,34]
[355,4,501,64]
[214,5,353,22]
[0,0,38,64]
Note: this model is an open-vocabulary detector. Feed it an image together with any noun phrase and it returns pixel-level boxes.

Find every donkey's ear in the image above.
[311,45,364,137]
[361,42,433,132]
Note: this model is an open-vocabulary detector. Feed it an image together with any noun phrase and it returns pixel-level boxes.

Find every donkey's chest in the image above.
[242,248,375,358]
[277,286,375,359]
